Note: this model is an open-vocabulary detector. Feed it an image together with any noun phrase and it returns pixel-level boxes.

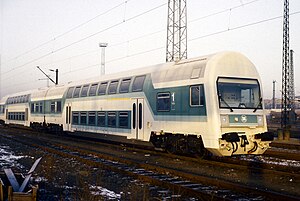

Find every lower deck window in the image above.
[31,104,34,113]
[57,101,62,112]
[72,110,131,130]
[8,112,25,121]
[31,102,44,113]
[190,85,204,106]
[119,112,129,128]
[51,102,56,113]
[108,112,116,127]
[88,112,96,125]
[35,103,39,113]
[80,112,87,125]
[97,112,106,127]
[72,112,79,125]
[157,92,171,112]
[39,103,43,113]
[50,101,62,113]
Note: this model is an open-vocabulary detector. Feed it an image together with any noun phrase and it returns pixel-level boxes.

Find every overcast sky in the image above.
[0,0,300,99]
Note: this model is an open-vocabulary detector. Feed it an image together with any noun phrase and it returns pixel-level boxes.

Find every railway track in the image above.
[0,127,299,200]
[3,126,300,174]
[270,141,300,151]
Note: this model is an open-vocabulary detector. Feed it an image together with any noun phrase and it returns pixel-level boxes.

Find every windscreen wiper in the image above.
[253,97,262,112]
[219,95,233,112]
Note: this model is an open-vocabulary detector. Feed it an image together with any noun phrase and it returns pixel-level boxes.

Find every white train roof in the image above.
[30,85,68,101]
[0,95,9,105]
[3,51,258,102]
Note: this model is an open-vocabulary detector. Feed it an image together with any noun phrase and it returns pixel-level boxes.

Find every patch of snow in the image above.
[55,185,77,190]
[90,185,121,200]
[239,155,300,167]
[0,145,28,169]
[34,176,48,183]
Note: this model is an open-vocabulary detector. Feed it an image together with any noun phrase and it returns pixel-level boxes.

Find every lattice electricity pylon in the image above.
[281,0,290,129]
[289,49,295,111]
[166,0,187,62]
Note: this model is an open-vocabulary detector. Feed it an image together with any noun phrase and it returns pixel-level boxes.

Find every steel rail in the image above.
[0,131,298,201]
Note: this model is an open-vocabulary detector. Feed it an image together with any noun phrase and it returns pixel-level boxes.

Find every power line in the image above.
[59,11,300,78]
[2,2,167,76]
[60,46,164,76]
[40,29,165,67]
[189,10,300,42]
[2,1,130,65]
[4,10,300,82]
[189,0,260,23]
[3,5,300,92]
[4,0,260,75]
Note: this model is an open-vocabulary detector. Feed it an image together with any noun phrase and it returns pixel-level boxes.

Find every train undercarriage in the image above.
[149,131,211,158]
[30,122,63,134]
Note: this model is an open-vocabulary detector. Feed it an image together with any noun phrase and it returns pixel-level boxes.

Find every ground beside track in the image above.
[0,130,197,200]
[0,127,300,200]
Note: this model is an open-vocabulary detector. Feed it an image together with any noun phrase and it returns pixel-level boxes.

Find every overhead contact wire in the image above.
[2,1,129,65]
[2,2,167,76]
[18,0,261,72]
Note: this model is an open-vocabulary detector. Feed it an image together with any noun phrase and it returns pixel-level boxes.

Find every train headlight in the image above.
[257,115,264,126]
[220,115,229,127]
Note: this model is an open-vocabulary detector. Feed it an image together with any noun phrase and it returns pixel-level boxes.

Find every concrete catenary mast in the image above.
[273,80,276,109]
[166,0,187,62]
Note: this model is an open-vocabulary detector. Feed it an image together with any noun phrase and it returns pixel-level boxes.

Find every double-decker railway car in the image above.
[0,51,273,156]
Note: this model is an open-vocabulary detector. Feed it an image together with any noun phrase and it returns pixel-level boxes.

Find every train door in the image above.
[132,98,144,140]
[25,108,28,121]
[65,104,72,130]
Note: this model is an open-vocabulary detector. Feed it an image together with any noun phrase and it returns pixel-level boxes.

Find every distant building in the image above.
[264,97,300,109]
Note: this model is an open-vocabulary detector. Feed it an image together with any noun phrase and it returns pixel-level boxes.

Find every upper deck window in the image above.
[217,78,262,110]
[0,105,4,114]
[108,80,119,94]
[66,87,74,98]
[80,85,89,97]
[119,78,131,93]
[132,75,146,92]
[73,86,82,98]
[25,95,29,102]
[98,82,108,95]
[88,83,98,96]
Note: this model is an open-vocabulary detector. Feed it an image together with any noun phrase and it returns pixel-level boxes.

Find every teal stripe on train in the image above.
[143,75,207,116]
[229,115,258,124]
